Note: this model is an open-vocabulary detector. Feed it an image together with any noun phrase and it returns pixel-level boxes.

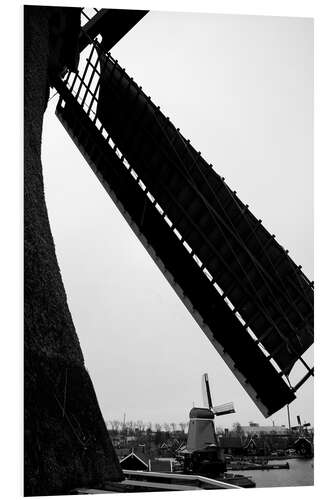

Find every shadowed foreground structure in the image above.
[24,6,123,495]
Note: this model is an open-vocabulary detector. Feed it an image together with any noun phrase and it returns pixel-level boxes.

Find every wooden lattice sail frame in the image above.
[52,8,314,417]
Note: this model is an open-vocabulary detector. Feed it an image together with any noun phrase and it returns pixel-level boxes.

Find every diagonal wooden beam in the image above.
[79,9,149,53]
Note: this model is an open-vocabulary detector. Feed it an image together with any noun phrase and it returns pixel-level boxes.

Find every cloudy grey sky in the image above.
[42,11,313,429]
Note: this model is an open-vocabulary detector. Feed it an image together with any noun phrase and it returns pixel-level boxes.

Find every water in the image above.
[231,459,314,488]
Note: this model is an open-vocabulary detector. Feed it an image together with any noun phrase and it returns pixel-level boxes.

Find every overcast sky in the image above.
[42,10,313,429]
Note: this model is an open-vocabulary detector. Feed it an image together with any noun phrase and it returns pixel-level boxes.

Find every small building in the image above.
[294,437,313,457]
[219,436,243,456]
[119,450,149,471]
[150,459,173,473]
[159,441,173,457]
[243,437,257,456]
[241,425,289,436]
[175,441,186,453]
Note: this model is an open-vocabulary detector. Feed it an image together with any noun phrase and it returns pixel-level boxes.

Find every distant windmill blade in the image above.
[212,402,235,416]
[201,373,213,409]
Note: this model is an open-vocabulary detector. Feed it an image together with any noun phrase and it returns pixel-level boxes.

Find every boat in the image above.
[220,472,256,488]
[227,460,289,471]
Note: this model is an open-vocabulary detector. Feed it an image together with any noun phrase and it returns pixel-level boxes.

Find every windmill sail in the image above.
[202,373,213,409]
[54,38,313,417]
[212,403,235,417]
[96,53,313,375]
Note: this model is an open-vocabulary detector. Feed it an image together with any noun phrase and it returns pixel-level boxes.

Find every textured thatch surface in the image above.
[24,6,123,495]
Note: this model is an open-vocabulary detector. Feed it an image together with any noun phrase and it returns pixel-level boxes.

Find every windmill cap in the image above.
[189,407,214,419]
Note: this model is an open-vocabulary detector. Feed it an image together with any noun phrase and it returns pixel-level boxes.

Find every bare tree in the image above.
[126,420,134,434]
[163,423,170,433]
[136,420,145,433]
[232,422,244,437]
[110,420,121,433]
[179,422,188,434]
[170,423,177,434]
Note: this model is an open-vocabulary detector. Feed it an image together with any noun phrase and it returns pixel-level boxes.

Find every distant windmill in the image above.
[291,415,311,434]
[292,416,313,457]
[187,373,235,452]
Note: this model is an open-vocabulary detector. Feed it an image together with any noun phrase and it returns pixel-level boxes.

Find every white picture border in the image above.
[2,1,332,499]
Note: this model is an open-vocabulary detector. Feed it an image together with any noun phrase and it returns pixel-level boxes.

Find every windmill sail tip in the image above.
[213,402,235,416]
[201,373,213,409]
